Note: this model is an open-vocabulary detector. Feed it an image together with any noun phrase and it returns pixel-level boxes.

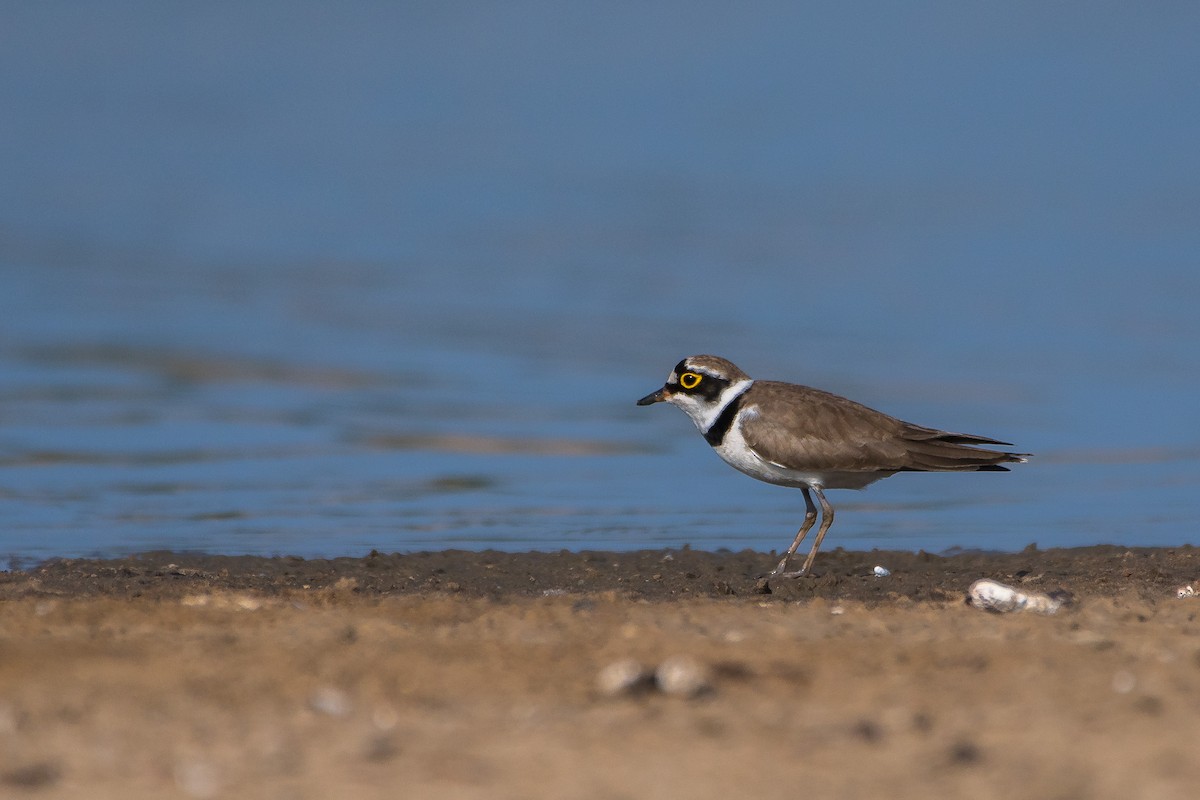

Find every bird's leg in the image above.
[797,485,835,576]
[769,487,817,576]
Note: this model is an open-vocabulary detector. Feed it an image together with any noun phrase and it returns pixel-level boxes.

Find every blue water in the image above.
[2,3,1198,562]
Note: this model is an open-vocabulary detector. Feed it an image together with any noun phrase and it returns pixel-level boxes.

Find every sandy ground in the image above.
[2,546,1200,799]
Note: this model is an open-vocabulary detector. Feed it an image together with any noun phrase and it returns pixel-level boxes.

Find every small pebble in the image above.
[1112,670,1137,694]
[310,686,352,717]
[596,659,651,697]
[372,705,399,731]
[655,655,711,698]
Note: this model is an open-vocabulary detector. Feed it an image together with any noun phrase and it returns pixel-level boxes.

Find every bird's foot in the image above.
[764,562,811,580]
[755,565,814,593]
[772,569,811,580]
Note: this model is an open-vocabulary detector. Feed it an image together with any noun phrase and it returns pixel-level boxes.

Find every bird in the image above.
[636,355,1028,578]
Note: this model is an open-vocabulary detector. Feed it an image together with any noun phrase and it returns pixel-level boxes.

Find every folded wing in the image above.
[739,382,1027,473]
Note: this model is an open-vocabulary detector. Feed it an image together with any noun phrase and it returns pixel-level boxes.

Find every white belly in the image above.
[712,415,891,491]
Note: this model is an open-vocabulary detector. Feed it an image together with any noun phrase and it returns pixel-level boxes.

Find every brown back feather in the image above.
[738,381,1026,473]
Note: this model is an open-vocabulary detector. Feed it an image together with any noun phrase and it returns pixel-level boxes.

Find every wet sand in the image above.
[2,545,1200,799]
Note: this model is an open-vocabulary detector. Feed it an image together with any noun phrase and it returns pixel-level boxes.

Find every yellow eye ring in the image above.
[679,371,702,390]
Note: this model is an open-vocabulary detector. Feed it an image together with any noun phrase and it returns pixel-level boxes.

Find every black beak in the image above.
[636,388,668,406]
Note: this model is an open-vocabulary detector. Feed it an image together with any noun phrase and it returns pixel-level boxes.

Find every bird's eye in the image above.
[679,372,703,390]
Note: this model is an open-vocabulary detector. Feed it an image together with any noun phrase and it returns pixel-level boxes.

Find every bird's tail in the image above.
[898,427,1030,472]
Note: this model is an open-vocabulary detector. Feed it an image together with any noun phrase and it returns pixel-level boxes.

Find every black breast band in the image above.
[703,391,746,447]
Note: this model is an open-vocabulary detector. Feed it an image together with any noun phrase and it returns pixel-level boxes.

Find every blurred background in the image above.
[1,2,1197,562]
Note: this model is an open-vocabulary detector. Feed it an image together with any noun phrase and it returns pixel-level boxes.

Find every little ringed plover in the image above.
[637,355,1029,577]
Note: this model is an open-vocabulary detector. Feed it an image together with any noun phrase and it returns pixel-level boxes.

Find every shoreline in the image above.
[5,544,1198,602]
[2,545,1199,798]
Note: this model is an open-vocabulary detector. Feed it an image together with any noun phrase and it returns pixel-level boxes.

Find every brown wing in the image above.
[738,381,1025,473]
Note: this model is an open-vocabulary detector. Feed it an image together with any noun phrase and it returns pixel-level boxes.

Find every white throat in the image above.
[669,378,753,434]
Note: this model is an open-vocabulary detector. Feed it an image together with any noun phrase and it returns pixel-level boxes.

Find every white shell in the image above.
[967,578,1063,615]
